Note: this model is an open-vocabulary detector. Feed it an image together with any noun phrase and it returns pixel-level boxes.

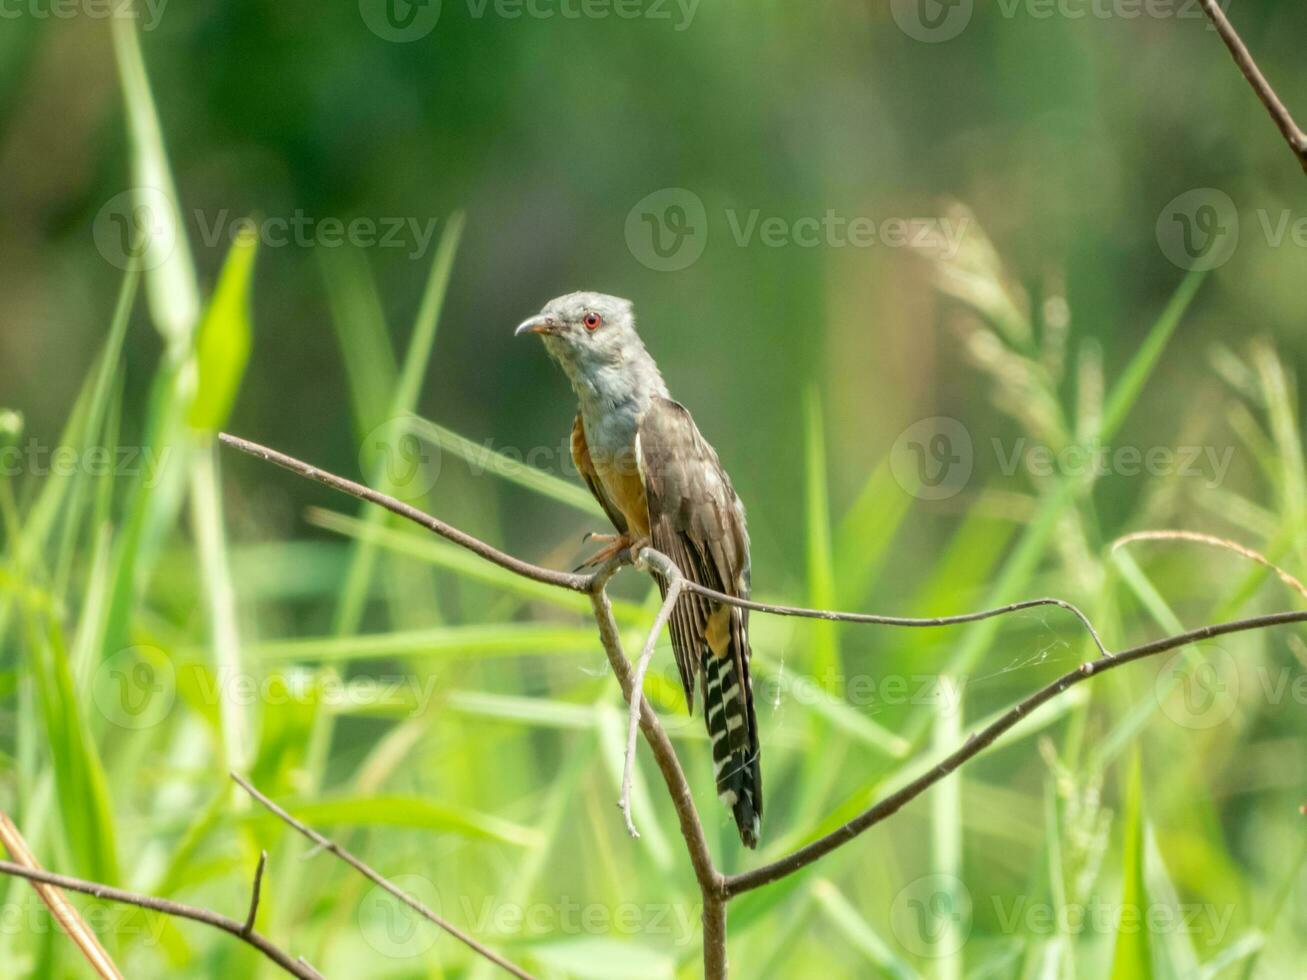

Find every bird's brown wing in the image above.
[637,398,751,700]
[637,397,760,844]
[571,413,629,535]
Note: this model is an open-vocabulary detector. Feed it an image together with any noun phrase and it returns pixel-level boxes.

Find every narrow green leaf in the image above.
[252,622,602,662]
[1099,270,1204,442]
[189,227,258,432]
[833,456,913,606]
[333,213,464,636]
[254,795,541,848]
[811,879,920,980]
[803,387,839,690]
[1109,752,1150,980]
[110,17,200,351]
[320,246,399,440]
[408,417,604,516]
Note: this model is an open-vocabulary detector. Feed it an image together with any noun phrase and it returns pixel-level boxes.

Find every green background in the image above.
[0,1,1304,977]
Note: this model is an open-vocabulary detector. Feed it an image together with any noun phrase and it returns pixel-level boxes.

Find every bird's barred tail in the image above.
[702,647,762,848]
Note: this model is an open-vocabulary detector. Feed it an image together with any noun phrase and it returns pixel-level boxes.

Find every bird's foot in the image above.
[575,533,633,571]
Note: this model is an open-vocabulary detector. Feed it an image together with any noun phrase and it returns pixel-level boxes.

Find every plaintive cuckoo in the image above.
[516,292,762,847]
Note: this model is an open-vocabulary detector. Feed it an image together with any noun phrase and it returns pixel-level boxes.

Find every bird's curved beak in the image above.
[515,315,558,337]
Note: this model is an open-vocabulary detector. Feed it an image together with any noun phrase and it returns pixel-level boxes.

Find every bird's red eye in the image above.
[583,312,602,331]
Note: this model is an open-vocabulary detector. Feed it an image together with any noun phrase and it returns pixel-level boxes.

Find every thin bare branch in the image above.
[621,550,686,839]
[723,607,1307,896]
[1198,0,1307,173]
[586,574,728,980]
[219,433,1109,655]
[678,583,1110,657]
[0,859,322,979]
[221,432,1307,980]
[1113,529,1307,602]
[243,850,268,936]
[218,432,588,593]
[0,813,122,980]
[231,773,536,980]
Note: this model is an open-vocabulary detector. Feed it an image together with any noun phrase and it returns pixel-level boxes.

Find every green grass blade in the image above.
[1108,752,1150,979]
[306,506,645,622]
[408,417,604,516]
[252,622,602,662]
[320,246,399,439]
[833,456,913,606]
[1099,270,1204,443]
[188,227,258,432]
[110,17,200,352]
[811,879,920,980]
[189,443,250,770]
[253,795,541,848]
[931,673,964,980]
[333,212,464,636]
[803,386,839,691]
[24,614,119,884]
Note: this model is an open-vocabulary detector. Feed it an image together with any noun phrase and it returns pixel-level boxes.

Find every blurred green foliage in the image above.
[1,3,1306,978]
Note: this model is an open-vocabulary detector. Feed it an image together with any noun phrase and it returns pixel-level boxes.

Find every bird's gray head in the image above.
[515,292,665,401]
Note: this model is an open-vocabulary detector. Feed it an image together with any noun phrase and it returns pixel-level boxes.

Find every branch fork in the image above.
[210,433,1307,978]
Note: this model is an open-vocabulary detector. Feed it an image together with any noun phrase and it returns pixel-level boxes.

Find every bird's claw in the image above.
[575,534,633,571]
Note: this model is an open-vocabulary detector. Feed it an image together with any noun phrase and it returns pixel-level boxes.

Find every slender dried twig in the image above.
[217,433,1107,649]
[678,582,1110,657]
[1113,529,1307,601]
[621,549,685,839]
[0,859,322,979]
[220,433,1307,980]
[231,773,536,980]
[218,433,588,593]
[0,813,122,980]
[586,571,728,980]
[1198,0,1307,173]
[723,608,1307,896]
[243,850,268,936]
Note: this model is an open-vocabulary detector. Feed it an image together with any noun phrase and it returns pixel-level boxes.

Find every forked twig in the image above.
[221,432,1307,980]
[0,859,322,979]
[231,773,536,980]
